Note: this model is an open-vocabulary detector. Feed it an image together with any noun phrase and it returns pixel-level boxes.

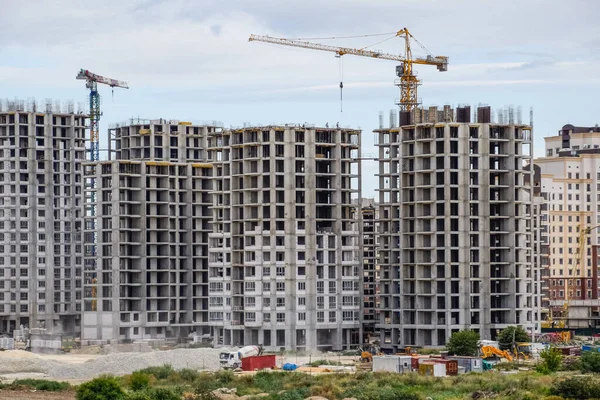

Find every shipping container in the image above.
[448,356,483,373]
[373,355,413,373]
[419,362,446,377]
[241,355,276,371]
[411,356,429,370]
[430,359,458,375]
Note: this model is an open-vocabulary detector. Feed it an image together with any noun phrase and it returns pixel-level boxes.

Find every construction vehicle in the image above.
[396,346,417,356]
[219,345,264,369]
[480,345,513,362]
[514,342,547,359]
[249,28,448,112]
[359,343,383,363]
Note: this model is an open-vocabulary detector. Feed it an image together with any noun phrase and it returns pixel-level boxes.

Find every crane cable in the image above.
[358,34,397,51]
[339,55,344,112]
[291,32,396,41]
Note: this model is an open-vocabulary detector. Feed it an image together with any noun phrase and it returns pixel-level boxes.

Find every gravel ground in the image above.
[0,348,226,380]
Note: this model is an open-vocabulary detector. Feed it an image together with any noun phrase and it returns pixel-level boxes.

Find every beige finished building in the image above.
[536,124,600,328]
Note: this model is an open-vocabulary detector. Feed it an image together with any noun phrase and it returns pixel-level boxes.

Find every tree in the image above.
[128,371,151,391]
[76,375,126,400]
[446,330,480,356]
[497,326,530,350]
[536,347,563,374]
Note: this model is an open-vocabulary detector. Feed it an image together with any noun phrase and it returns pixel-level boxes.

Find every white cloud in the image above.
[0,0,599,186]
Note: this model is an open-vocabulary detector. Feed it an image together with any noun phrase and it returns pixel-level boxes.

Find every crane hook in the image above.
[339,81,343,113]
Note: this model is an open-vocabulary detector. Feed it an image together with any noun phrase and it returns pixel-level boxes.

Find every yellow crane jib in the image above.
[249,28,448,112]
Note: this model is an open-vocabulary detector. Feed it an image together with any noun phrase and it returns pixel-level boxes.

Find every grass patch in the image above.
[0,379,70,392]
[307,359,343,367]
[69,365,587,400]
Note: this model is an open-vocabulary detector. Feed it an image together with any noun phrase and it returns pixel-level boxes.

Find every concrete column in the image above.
[305,129,317,351]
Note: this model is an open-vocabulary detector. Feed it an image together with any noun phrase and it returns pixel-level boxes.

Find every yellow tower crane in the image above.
[249,28,448,112]
[548,224,599,328]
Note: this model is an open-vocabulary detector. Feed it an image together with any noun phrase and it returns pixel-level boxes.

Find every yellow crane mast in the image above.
[249,28,448,111]
[550,224,599,327]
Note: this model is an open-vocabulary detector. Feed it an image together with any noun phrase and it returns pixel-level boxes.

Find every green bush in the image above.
[551,376,600,400]
[307,359,342,367]
[194,386,219,400]
[446,330,480,356]
[497,326,530,349]
[11,379,70,391]
[129,372,152,391]
[213,369,235,385]
[581,350,600,373]
[147,387,181,400]
[76,375,127,400]
[179,368,200,383]
[137,365,174,380]
[126,392,151,400]
[536,347,562,374]
[279,387,310,400]
[252,371,285,393]
[193,372,220,394]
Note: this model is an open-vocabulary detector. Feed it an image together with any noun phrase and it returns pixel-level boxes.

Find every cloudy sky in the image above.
[1,0,599,196]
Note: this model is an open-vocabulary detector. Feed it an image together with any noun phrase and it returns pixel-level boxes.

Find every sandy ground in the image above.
[0,350,359,384]
[0,351,101,384]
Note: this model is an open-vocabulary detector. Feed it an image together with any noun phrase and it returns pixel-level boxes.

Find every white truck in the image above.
[219,345,264,369]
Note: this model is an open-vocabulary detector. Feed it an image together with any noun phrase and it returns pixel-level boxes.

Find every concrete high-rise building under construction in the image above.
[376,105,536,351]
[82,121,364,351]
[82,119,218,342]
[207,126,362,351]
[0,101,87,335]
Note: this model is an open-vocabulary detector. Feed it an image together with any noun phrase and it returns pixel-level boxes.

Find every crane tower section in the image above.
[76,69,128,162]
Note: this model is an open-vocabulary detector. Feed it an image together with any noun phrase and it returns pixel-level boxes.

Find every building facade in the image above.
[526,164,550,327]
[82,120,218,341]
[207,126,362,351]
[536,124,600,327]
[376,105,536,350]
[361,198,379,342]
[0,104,86,335]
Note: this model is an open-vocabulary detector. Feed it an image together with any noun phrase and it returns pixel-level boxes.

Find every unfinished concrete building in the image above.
[361,198,379,342]
[0,101,86,335]
[82,120,219,342]
[207,126,362,351]
[376,105,535,350]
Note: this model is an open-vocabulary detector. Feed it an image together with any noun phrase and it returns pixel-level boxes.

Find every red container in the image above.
[411,356,429,370]
[430,359,458,375]
[242,355,276,371]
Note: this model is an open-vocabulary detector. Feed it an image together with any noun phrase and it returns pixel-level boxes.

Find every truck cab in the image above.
[220,351,242,369]
[219,345,263,369]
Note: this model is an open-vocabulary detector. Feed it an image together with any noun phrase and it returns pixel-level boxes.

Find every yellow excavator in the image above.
[480,345,513,362]
[359,343,383,363]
